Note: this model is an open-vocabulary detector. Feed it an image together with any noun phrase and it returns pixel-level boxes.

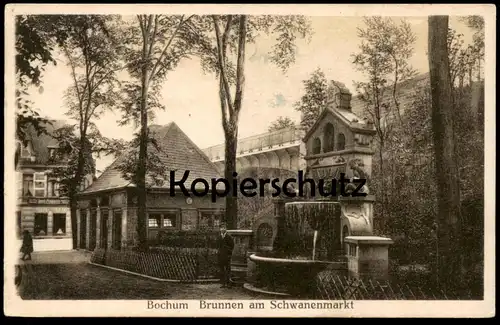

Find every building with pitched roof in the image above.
[16,120,95,250]
[75,122,225,251]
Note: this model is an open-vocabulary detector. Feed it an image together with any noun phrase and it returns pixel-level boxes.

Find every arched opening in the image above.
[337,133,346,151]
[312,137,321,154]
[323,123,335,152]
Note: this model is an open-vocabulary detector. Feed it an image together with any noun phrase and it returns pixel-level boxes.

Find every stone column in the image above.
[47,211,53,236]
[107,209,114,250]
[65,211,72,236]
[95,199,101,249]
[121,208,128,249]
[86,208,91,250]
[76,209,81,248]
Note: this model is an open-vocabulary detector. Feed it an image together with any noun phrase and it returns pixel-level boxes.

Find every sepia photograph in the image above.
[4,4,495,318]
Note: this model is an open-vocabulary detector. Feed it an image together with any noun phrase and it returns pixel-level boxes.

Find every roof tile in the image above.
[82,122,223,194]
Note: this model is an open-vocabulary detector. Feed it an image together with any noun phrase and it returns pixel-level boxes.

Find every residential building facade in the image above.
[16,121,94,250]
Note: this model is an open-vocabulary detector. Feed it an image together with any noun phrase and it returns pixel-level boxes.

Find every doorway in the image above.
[112,210,122,250]
[89,209,97,250]
[79,210,87,249]
[101,210,109,249]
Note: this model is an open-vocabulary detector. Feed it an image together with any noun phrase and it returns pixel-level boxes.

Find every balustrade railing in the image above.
[202,127,302,161]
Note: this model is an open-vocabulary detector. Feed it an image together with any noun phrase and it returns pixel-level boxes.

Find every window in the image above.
[49,180,59,197]
[22,174,34,196]
[337,133,346,151]
[148,214,161,228]
[323,123,335,153]
[312,138,322,154]
[53,214,66,235]
[163,213,177,228]
[199,210,223,231]
[148,212,178,229]
[34,213,48,236]
[20,142,32,158]
[48,148,56,159]
[33,173,46,197]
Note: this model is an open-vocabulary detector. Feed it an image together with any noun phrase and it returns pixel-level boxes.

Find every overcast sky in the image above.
[26,15,474,175]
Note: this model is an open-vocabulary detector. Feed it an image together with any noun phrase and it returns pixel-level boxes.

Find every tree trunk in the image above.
[428,15,465,292]
[70,193,78,249]
[377,142,386,233]
[137,63,149,251]
[71,135,87,249]
[224,127,238,230]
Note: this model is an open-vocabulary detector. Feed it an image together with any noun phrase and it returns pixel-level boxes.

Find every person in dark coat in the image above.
[217,223,234,288]
[20,230,33,261]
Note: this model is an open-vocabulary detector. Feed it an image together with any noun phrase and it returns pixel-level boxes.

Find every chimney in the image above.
[328,80,352,111]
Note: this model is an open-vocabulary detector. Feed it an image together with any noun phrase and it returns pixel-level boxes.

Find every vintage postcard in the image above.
[4,3,495,318]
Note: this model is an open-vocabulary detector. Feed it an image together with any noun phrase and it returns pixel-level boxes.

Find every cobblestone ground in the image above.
[19,264,266,300]
[16,252,267,300]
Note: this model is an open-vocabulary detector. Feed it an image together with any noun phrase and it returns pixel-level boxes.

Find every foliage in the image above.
[293,68,329,131]
[15,15,62,87]
[194,14,312,229]
[48,125,95,195]
[268,116,296,132]
[352,16,417,135]
[114,14,213,249]
[150,230,220,250]
[48,123,125,195]
[237,167,297,229]
[15,15,66,152]
[114,129,169,187]
[352,18,484,297]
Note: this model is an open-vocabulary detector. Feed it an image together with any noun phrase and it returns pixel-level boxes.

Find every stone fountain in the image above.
[244,80,394,298]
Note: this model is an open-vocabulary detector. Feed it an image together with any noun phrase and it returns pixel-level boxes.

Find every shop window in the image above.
[53,214,66,235]
[34,213,48,236]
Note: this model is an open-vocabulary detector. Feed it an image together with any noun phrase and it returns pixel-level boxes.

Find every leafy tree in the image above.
[293,68,329,131]
[15,15,65,166]
[52,15,124,249]
[198,15,312,229]
[268,116,295,132]
[428,15,465,293]
[117,15,209,250]
[351,17,416,228]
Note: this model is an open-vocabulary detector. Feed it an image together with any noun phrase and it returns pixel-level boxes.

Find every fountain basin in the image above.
[246,253,347,298]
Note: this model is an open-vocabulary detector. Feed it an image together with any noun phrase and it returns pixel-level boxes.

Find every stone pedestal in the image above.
[344,236,393,281]
[227,230,253,266]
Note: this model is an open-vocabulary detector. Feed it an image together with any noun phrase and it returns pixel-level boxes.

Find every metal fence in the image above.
[315,272,476,300]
